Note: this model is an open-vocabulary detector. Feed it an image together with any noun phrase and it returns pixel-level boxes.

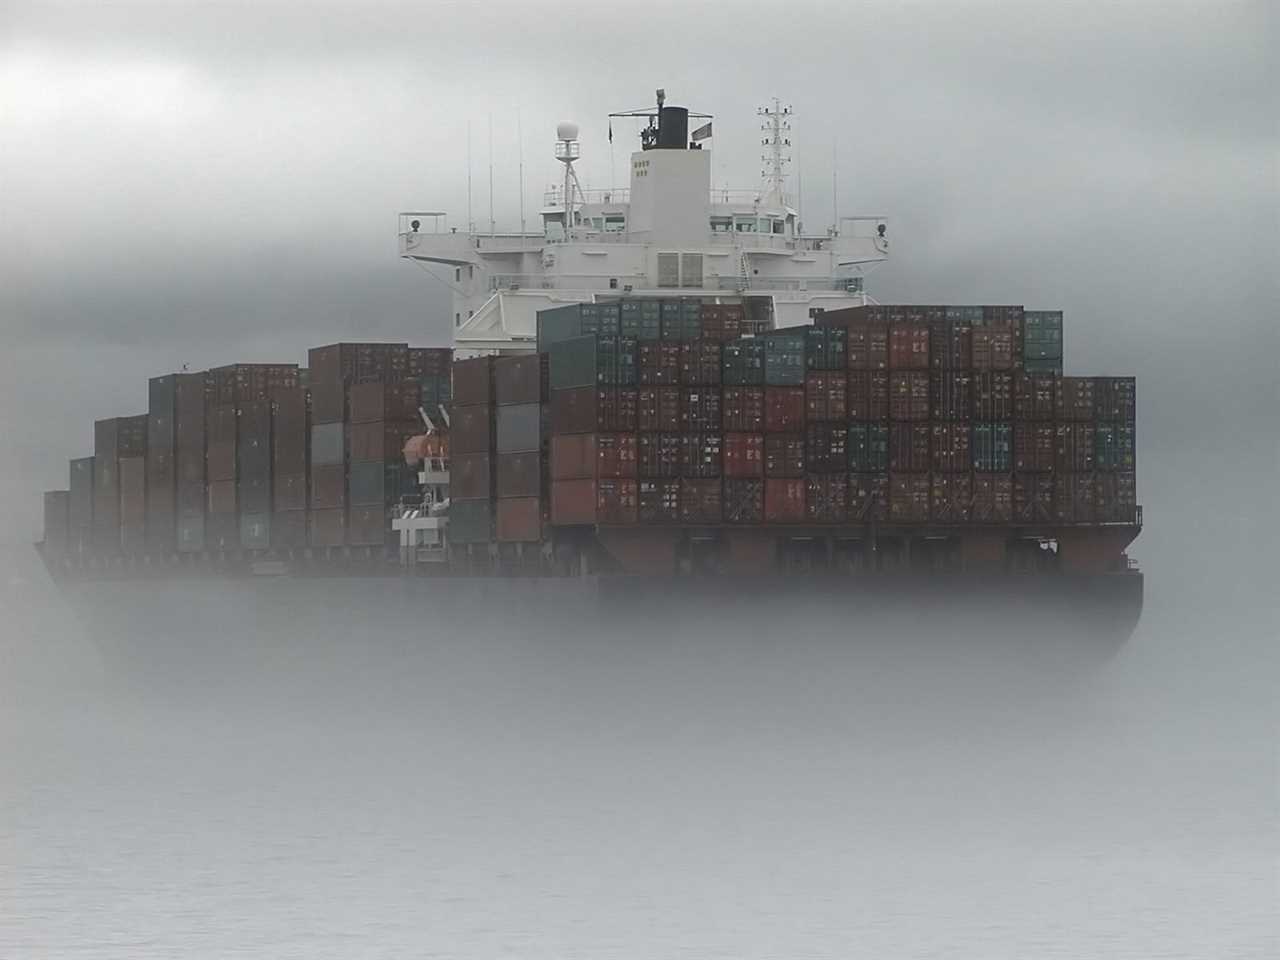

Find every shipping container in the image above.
[973,474,1014,524]
[309,380,346,425]
[69,457,94,548]
[847,422,890,474]
[145,446,176,553]
[450,404,493,456]
[177,515,205,553]
[310,422,345,467]
[43,491,70,551]
[348,460,398,507]
[930,473,973,523]
[722,387,765,431]
[972,326,1015,371]
[637,387,681,431]
[452,452,494,500]
[496,402,542,454]
[537,303,585,351]
[660,299,703,341]
[1023,357,1064,376]
[765,478,806,523]
[723,478,764,523]
[1056,377,1096,421]
[551,433,636,481]
[889,371,930,421]
[1055,423,1097,472]
[723,433,765,478]
[680,432,722,478]
[638,341,681,386]
[805,474,848,523]
[348,420,418,463]
[639,479,680,523]
[619,299,662,340]
[679,340,722,385]
[408,346,452,378]
[1095,471,1138,523]
[888,423,931,473]
[1013,374,1056,421]
[496,497,542,542]
[308,507,346,547]
[973,372,1014,420]
[804,326,847,371]
[722,339,765,386]
[274,473,307,512]
[929,321,972,369]
[764,386,806,432]
[237,399,271,475]
[1013,473,1054,523]
[700,304,743,342]
[805,372,847,421]
[550,479,595,526]
[209,363,300,404]
[494,354,546,405]
[238,474,270,516]
[930,423,971,473]
[1023,310,1064,360]
[497,451,544,498]
[347,505,388,546]
[597,478,639,523]
[847,371,890,421]
[764,433,806,478]
[846,322,889,371]
[972,422,1013,473]
[678,478,722,524]
[348,381,422,424]
[309,463,346,510]
[890,474,930,523]
[1054,473,1096,524]
[239,513,271,551]
[805,423,847,474]
[889,324,930,370]
[447,499,493,543]
[637,433,681,478]
[271,510,308,549]
[549,387,637,434]
[453,356,495,405]
[1095,422,1136,471]
[579,301,622,338]
[308,343,409,385]
[1013,423,1056,472]
[205,512,240,551]
[1093,377,1136,421]
[206,478,236,516]
[681,388,722,431]
[764,331,806,385]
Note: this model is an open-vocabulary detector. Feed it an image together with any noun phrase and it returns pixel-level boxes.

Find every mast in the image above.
[758,99,792,208]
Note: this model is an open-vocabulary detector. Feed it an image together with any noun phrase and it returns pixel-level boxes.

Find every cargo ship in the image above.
[36,90,1142,639]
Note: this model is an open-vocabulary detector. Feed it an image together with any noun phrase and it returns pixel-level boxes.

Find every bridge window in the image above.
[734,217,757,233]
[710,216,732,233]
[604,215,626,232]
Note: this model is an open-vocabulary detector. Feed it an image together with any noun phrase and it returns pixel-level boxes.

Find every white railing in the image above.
[488,273,649,292]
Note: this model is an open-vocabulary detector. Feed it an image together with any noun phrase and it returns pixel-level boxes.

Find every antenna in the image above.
[518,110,526,240]
[832,140,838,236]
[758,99,792,207]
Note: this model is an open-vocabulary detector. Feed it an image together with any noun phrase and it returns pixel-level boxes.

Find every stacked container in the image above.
[43,491,70,555]
[174,372,210,552]
[347,381,421,546]
[410,347,453,423]
[271,386,309,549]
[68,457,94,555]
[449,357,497,544]
[93,415,147,553]
[146,376,177,553]
[494,355,546,542]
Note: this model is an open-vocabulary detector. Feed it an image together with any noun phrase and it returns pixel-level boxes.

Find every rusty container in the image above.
[450,404,493,456]
[723,433,765,478]
[309,463,346,510]
[496,452,543,499]
[846,322,889,371]
[764,433,805,478]
[889,372,930,421]
[1013,473,1055,523]
[1014,374,1056,421]
[450,453,493,500]
[550,434,599,481]
[452,356,495,406]
[309,380,346,425]
[680,432,722,478]
[638,341,681,386]
[889,324,930,370]
[1055,423,1097,472]
[723,478,764,523]
[929,321,972,369]
[1095,471,1137,523]
[272,386,307,476]
[274,473,307,512]
[681,388,722,431]
[494,354,546,406]
[722,387,765,431]
[847,371,889,421]
[679,479,722,524]
[972,327,1015,371]
[930,370,972,421]
[637,387,681,431]
[639,480,681,523]
[496,498,542,542]
[550,479,596,525]
[637,433,681,479]
[307,343,409,385]
[890,474,931,523]
[1014,423,1056,472]
[805,423,847,474]
[347,505,388,546]
[805,474,848,523]
[550,387,638,434]
[349,381,422,424]
[1053,473,1097,523]
[1056,377,1097,421]
[930,423,972,473]
[597,479,638,524]
[849,473,890,522]
[308,508,346,547]
[805,372,848,421]
[680,340,722,386]
[764,386,805,432]
[764,478,806,523]
[888,423,931,473]
[930,473,973,523]
[973,372,1014,420]
[973,474,1015,523]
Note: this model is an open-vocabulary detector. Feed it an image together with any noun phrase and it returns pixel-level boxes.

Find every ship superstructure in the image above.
[398,91,890,353]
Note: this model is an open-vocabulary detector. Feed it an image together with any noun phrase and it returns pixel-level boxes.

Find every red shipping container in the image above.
[722,387,765,431]
[889,324,930,370]
[274,473,307,512]
[764,386,805,432]
[638,479,680,523]
[452,356,494,406]
[723,433,764,478]
[805,474,848,523]
[930,370,972,420]
[679,340,722,385]
[1014,424,1056,472]
[1055,423,1096,472]
[1095,471,1137,523]
[638,342,681,385]
[681,432,722,478]
[973,372,1014,420]
[597,479,638,524]
[596,434,637,479]
[494,355,545,405]
[764,433,805,478]
[890,372,930,421]
[930,473,973,523]
[451,453,492,499]
[847,322,889,371]
[497,452,542,499]
[450,404,492,455]
[551,479,597,525]
[1014,472,1055,523]
[1056,377,1096,421]
[1014,374,1056,421]
[551,434,593,481]
[972,327,1014,371]
[310,463,346,509]
[889,423,931,473]
[847,371,890,421]
[805,423,847,473]
[308,508,345,547]
[681,388,722,431]
[349,381,421,424]
[637,387,681,431]
[930,423,971,473]
[973,474,1014,523]
[637,433,681,478]
[849,473,889,522]
[890,474,930,523]
[679,479,722,524]
[929,322,972,369]
[348,505,387,546]
[723,478,764,523]
[496,497,542,542]
[765,478,805,523]
[1054,473,1096,523]
[805,372,847,421]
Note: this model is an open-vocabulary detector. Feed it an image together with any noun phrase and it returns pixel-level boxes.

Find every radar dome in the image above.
[556,121,579,141]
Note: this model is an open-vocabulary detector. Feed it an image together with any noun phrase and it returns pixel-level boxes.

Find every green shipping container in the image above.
[1095,422,1136,470]
[580,302,621,337]
[722,339,765,386]
[847,422,890,473]
[448,499,493,545]
[805,327,848,371]
[620,299,662,340]
[660,300,703,341]
[1024,310,1064,360]
[972,422,1013,473]
[764,331,806,386]
[1023,357,1064,376]
[537,304,584,353]
[548,336,598,390]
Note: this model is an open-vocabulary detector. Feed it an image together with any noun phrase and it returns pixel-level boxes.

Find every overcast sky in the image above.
[1,0,1276,543]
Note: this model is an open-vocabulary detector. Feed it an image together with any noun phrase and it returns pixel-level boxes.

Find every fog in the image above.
[1,2,1277,956]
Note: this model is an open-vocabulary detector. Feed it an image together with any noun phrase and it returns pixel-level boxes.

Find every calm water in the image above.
[0,546,1274,959]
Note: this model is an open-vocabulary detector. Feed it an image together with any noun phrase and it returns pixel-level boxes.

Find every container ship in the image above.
[36,90,1142,637]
